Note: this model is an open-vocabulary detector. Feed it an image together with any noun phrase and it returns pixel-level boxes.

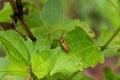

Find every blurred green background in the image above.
[0,0,120,80]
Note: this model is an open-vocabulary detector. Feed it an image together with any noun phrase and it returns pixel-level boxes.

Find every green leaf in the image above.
[7,64,30,77]
[32,48,60,79]
[72,72,93,80]
[0,30,36,65]
[0,30,36,76]
[32,26,104,79]
[24,4,41,28]
[51,39,59,49]
[104,67,120,80]
[36,33,52,52]
[47,73,65,80]
[104,67,114,80]
[0,2,12,22]
[0,57,10,79]
[0,44,6,57]
[0,58,30,78]
[50,26,104,75]
[98,0,120,27]
[40,0,63,26]
[53,19,95,38]
[3,75,25,80]
[0,57,10,69]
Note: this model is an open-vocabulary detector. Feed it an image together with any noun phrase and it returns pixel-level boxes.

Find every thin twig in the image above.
[18,17,36,41]
[8,0,36,41]
[101,26,120,51]
[8,0,18,13]
[101,1,120,51]
[11,15,27,40]
[29,64,39,80]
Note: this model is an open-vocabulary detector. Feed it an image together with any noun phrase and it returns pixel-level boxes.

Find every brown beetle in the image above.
[60,37,69,53]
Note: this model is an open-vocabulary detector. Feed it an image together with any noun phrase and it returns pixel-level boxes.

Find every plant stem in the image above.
[109,0,120,16]
[29,65,39,80]
[8,0,18,13]
[101,26,120,51]
[18,17,36,41]
[8,0,36,41]
[101,1,120,51]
